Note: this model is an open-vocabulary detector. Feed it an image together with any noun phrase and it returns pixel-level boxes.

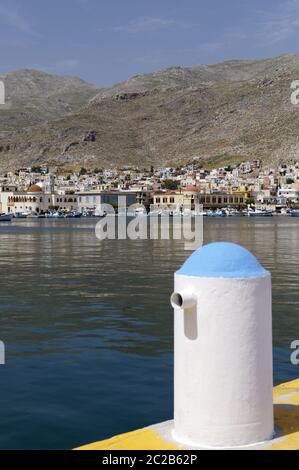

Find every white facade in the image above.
[0,184,78,214]
[277,188,299,202]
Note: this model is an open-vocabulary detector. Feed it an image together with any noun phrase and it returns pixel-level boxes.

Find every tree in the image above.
[79,167,87,176]
[245,197,255,206]
[31,166,42,173]
[163,179,179,191]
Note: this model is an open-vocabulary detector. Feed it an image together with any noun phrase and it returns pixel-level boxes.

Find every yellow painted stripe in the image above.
[76,378,299,451]
[75,428,180,450]
[265,379,299,450]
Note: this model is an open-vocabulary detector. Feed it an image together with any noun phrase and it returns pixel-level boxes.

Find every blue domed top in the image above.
[177,242,269,278]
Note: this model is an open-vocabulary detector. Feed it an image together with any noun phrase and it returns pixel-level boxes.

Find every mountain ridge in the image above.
[1,54,299,171]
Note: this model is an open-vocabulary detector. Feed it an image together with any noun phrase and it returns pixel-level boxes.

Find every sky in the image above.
[1,0,299,87]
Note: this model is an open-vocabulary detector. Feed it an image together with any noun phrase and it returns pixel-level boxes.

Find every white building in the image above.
[0,183,78,214]
[277,187,299,203]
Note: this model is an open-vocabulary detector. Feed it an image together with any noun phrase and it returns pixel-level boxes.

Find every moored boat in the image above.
[65,211,82,218]
[290,209,299,217]
[248,209,273,217]
[0,213,12,222]
[13,212,28,219]
[45,211,64,218]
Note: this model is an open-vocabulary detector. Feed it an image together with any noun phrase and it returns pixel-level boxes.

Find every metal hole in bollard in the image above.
[170,290,197,310]
[171,292,183,308]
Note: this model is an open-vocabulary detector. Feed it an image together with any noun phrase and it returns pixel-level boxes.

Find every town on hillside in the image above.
[1,159,299,218]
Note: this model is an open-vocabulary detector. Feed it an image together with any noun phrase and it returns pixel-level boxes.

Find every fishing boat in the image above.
[13,212,28,219]
[224,208,242,217]
[248,209,273,217]
[65,211,82,218]
[207,209,225,217]
[46,211,64,218]
[0,213,12,222]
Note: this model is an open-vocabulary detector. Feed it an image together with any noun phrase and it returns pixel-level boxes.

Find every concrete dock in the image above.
[76,377,299,450]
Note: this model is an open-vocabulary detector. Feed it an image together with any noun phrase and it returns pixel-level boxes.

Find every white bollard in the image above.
[171,242,273,448]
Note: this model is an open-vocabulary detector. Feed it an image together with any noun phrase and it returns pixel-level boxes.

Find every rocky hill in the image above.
[1,55,299,171]
[0,69,99,130]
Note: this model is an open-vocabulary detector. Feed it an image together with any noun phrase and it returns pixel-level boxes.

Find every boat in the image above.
[207,209,225,217]
[65,211,82,218]
[0,213,12,222]
[126,207,147,217]
[45,211,64,218]
[224,208,242,217]
[13,212,28,219]
[82,210,94,217]
[193,209,207,216]
[248,209,273,217]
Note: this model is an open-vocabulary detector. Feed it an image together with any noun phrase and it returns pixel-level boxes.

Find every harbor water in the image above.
[0,217,298,449]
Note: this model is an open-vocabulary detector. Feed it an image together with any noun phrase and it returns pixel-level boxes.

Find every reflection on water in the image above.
[0,217,298,449]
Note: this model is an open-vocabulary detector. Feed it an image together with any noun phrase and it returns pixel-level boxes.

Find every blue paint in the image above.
[177,242,269,278]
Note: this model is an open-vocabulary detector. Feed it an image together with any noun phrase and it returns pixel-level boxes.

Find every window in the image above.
[224,197,227,203]
[170,197,174,203]
[212,197,216,203]
[163,197,167,203]
[218,197,222,204]
[156,197,160,203]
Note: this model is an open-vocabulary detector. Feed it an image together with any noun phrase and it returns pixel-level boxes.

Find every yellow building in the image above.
[153,189,200,212]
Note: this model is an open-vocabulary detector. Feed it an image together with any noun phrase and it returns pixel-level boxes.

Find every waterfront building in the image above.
[277,186,299,203]
[0,183,78,214]
[152,190,200,212]
[77,190,138,213]
[198,191,247,209]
